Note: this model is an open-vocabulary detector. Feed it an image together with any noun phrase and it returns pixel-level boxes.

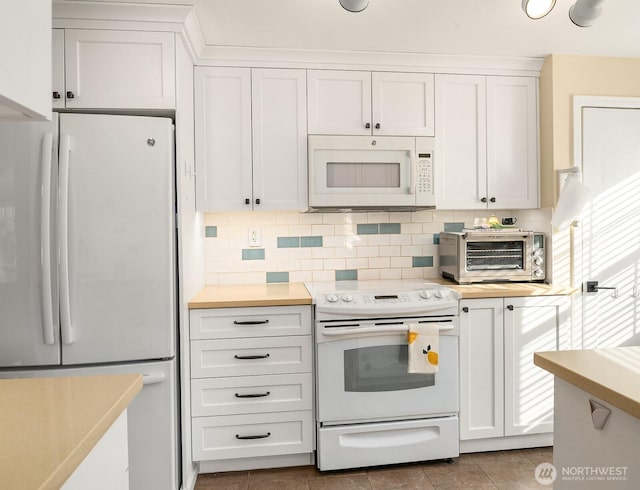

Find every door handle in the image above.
[586,281,619,298]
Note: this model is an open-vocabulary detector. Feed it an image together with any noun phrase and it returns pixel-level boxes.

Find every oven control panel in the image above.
[316,288,460,314]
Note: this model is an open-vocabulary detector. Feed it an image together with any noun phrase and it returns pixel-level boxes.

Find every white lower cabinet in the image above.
[189,306,313,466]
[459,296,571,445]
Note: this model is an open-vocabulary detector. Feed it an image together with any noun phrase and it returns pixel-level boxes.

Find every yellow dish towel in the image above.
[407,323,439,374]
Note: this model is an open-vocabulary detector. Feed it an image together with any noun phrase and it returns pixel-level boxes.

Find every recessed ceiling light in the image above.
[569,0,605,27]
[339,0,369,13]
[522,0,557,19]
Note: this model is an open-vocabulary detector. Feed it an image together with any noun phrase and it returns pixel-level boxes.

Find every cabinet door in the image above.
[504,296,570,436]
[372,72,435,136]
[52,29,65,110]
[459,298,504,440]
[194,67,252,211]
[434,74,487,209]
[307,70,371,135]
[64,29,175,110]
[252,69,308,211]
[486,77,539,209]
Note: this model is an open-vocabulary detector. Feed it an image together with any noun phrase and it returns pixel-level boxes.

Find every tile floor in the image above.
[194,447,553,489]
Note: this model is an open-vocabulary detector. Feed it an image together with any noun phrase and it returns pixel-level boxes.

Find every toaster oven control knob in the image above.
[533,269,544,278]
[534,257,544,266]
[419,290,433,299]
[326,294,338,303]
[434,289,449,299]
[341,294,353,302]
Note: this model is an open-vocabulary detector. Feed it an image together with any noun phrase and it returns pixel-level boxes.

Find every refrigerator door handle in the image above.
[59,134,73,345]
[40,132,55,345]
[142,373,166,385]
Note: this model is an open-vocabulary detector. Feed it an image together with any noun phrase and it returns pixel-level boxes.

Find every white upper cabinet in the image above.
[195,67,308,212]
[53,29,175,110]
[307,70,434,136]
[435,74,538,210]
[0,0,51,120]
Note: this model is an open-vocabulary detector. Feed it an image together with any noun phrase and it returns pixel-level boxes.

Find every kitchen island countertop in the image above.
[534,347,640,419]
[0,373,142,490]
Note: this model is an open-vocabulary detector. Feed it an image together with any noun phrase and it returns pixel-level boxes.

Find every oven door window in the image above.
[466,240,525,270]
[344,345,434,392]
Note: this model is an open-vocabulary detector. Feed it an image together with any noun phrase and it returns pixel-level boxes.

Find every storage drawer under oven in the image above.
[191,336,312,378]
[191,373,312,417]
[192,410,313,461]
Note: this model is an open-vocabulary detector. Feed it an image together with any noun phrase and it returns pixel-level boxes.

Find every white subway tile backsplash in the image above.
[203,209,543,285]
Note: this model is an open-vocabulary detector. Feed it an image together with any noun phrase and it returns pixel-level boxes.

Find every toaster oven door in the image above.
[462,235,532,282]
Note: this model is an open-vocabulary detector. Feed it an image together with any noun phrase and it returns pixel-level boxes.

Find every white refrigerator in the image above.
[0,113,179,490]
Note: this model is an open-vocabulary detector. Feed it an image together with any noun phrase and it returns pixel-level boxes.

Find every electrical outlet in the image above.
[248,228,261,247]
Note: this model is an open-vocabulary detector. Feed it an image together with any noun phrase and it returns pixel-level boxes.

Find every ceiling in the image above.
[65,0,640,59]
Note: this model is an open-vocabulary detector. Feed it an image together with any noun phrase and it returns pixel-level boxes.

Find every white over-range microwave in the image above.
[308,135,435,210]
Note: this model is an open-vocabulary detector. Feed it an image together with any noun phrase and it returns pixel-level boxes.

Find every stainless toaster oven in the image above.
[438,231,545,284]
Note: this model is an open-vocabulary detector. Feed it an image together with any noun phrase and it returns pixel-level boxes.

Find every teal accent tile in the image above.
[205,226,217,238]
[444,222,465,232]
[335,269,358,281]
[412,256,434,268]
[277,236,300,248]
[242,249,265,260]
[301,236,323,247]
[379,223,401,234]
[433,233,440,245]
[267,272,290,283]
[357,224,379,235]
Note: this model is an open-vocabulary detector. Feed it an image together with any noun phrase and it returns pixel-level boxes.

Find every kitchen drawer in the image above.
[190,306,311,340]
[190,336,312,378]
[192,410,313,461]
[191,373,313,416]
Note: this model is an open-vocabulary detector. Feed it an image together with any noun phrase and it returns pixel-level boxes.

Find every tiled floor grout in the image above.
[195,447,554,489]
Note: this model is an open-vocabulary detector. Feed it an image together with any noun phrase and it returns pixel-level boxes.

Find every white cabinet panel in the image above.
[52,29,65,110]
[459,298,504,440]
[191,373,312,416]
[191,336,312,378]
[190,305,312,340]
[192,411,313,461]
[307,70,371,135]
[372,72,435,136]
[435,74,538,210]
[62,29,175,110]
[195,67,307,211]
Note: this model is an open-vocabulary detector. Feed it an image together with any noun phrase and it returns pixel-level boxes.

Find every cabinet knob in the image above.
[481,197,487,203]
[490,197,496,203]
[66,91,75,99]
[507,304,514,311]
[375,123,381,129]
[244,198,250,205]
[52,91,61,100]
[365,122,371,129]
[462,306,469,313]
[255,198,261,205]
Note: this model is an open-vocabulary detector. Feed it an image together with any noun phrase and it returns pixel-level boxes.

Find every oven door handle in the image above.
[322,324,454,337]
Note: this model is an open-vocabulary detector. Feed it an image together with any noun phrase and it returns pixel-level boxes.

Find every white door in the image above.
[0,115,60,367]
[486,76,538,209]
[372,72,435,136]
[434,74,487,209]
[307,70,372,135]
[459,298,504,440]
[504,296,570,436]
[194,66,252,211]
[251,68,308,211]
[59,114,175,364]
[577,106,640,348]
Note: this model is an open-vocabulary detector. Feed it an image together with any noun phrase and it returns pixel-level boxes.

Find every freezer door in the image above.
[0,359,179,490]
[0,115,61,367]
[58,114,175,364]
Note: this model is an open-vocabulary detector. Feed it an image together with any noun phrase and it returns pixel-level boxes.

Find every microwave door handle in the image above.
[409,149,416,194]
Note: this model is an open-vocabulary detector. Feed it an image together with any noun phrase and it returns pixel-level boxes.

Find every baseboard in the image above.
[460,433,553,453]
[198,453,314,473]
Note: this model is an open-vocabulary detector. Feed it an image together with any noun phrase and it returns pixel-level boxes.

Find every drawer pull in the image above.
[235,391,271,398]
[234,353,270,360]
[233,320,270,325]
[235,432,271,440]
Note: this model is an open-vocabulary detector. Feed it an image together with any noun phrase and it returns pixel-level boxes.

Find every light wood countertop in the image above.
[189,282,312,309]
[0,373,142,490]
[534,347,640,419]
[445,281,578,299]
